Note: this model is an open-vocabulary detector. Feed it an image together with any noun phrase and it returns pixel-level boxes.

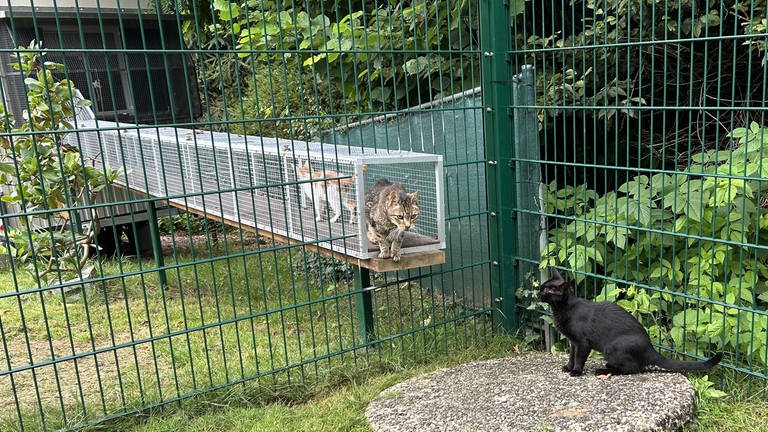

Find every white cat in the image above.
[296,162,314,210]
[295,162,357,224]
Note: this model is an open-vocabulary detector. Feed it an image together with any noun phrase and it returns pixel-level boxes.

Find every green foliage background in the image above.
[542,122,768,366]
[512,0,768,189]
[186,0,480,139]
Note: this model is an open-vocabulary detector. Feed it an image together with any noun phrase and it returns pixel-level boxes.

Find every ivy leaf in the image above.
[673,309,700,327]
[615,231,628,249]
[43,61,65,72]
[730,127,748,139]
[650,266,662,278]
[670,327,684,347]
[693,376,728,400]
[706,320,724,337]
[303,53,327,66]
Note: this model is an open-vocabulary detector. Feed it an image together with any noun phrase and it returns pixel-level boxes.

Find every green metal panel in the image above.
[512,65,544,306]
[354,266,374,343]
[145,199,167,289]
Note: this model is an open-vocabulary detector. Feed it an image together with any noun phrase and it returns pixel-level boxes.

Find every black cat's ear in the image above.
[549,267,564,282]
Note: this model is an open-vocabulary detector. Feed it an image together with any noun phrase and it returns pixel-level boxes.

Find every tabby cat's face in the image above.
[386,190,420,230]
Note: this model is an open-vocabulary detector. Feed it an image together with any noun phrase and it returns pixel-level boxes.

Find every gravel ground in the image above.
[366,353,695,432]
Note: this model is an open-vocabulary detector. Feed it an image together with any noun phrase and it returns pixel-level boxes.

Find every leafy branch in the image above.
[0,41,121,285]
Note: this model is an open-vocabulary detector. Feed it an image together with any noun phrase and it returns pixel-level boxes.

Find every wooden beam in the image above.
[365,249,446,272]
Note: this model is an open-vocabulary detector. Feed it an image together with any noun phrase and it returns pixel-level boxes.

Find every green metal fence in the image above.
[0,1,499,430]
[511,0,768,385]
[5,0,768,429]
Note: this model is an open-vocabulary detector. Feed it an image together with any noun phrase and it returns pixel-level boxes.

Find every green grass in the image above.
[686,399,768,432]
[7,236,768,432]
[79,338,768,432]
[0,235,491,431]
[684,370,768,432]
[91,335,522,432]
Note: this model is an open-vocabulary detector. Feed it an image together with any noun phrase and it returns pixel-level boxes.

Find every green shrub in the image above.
[541,122,768,366]
[158,213,222,236]
[198,0,479,123]
[208,62,333,140]
[293,251,354,285]
[0,42,120,285]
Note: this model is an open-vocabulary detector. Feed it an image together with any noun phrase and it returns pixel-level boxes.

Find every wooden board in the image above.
[365,249,445,272]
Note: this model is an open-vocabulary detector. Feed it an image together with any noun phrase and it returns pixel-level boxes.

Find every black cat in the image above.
[538,268,723,376]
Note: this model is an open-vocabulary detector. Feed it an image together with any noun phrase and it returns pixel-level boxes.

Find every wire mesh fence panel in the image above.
[0,0,493,430]
[510,0,768,384]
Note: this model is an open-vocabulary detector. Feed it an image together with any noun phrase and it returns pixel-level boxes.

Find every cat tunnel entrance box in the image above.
[70,121,445,264]
[288,146,445,259]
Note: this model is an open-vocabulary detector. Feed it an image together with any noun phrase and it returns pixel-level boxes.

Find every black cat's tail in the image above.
[648,351,723,372]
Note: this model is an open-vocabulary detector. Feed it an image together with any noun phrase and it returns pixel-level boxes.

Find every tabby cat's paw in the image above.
[392,254,401,262]
[378,251,391,259]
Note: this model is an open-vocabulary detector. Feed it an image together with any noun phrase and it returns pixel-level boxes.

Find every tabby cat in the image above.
[364,179,420,262]
[538,267,723,376]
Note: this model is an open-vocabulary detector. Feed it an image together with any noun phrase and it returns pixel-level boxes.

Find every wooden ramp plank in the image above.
[139,188,445,272]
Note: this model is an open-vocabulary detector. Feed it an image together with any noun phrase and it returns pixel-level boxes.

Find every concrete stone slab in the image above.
[366,353,695,432]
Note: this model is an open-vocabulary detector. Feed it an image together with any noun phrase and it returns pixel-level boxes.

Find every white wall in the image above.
[0,0,154,13]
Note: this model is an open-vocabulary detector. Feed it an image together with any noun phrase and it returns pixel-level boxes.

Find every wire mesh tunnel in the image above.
[70,121,445,259]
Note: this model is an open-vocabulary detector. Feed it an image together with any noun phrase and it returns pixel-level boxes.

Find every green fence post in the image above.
[512,64,544,307]
[480,0,517,331]
[146,200,167,289]
[355,265,375,342]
